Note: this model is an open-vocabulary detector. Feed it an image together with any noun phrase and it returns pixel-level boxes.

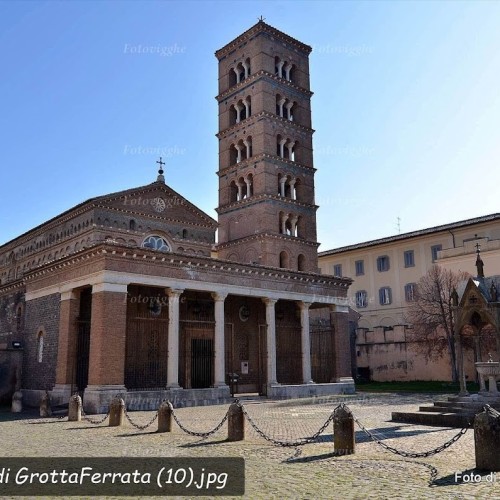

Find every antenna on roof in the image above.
[396,216,401,234]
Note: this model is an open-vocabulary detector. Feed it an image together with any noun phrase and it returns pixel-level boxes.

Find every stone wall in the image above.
[23,293,60,394]
[356,325,480,382]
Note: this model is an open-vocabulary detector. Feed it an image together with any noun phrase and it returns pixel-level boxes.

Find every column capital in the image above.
[167,288,184,298]
[262,297,277,307]
[60,290,78,301]
[298,301,312,310]
[211,291,228,302]
[92,283,128,294]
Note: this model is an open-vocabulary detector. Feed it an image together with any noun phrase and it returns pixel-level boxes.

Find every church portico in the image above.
[21,243,353,412]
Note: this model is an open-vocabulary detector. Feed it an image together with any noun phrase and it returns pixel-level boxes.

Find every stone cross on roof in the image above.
[156,157,165,183]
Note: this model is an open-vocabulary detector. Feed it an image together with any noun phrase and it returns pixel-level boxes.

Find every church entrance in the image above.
[74,287,92,395]
[124,286,169,390]
[190,338,214,388]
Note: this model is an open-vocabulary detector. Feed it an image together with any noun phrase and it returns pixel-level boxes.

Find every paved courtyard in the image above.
[0,392,498,499]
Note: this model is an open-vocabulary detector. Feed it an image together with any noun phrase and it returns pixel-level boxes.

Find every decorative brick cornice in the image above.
[216,194,318,214]
[22,241,351,290]
[215,21,312,61]
[0,278,26,296]
[216,232,321,250]
[216,70,313,102]
[217,153,316,177]
[216,111,314,139]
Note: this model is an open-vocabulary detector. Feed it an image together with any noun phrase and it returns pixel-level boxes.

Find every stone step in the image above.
[419,405,477,415]
[392,411,474,428]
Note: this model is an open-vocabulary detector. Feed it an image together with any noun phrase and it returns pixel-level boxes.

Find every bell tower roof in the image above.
[215,20,312,61]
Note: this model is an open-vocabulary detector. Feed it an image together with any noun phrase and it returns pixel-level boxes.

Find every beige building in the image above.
[318,214,500,381]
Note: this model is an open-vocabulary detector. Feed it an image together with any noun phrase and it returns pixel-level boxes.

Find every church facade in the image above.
[0,21,354,413]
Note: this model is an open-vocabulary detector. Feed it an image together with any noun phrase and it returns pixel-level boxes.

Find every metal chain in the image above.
[342,404,469,458]
[170,404,229,438]
[238,401,338,448]
[81,406,110,425]
[123,406,159,430]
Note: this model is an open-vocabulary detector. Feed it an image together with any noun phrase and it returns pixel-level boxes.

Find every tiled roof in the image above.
[319,213,500,257]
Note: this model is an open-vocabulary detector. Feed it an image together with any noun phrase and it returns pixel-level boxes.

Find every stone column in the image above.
[244,177,252,198]
[279,177,287,197]
[278,97,286,118]
[299,302,313,384]
[329,305,355,383]
[52,290,79,403]
[284,62,292,81]
[234,102,243,123]
[167,288,184,389]
[242,60,250,79]
[279,138,287,158]
[233,67,240,84]
[276,60,285,78]
[263,298,278,385]
[243,139,251,160]
[285,101,294,120]
[212,292,228,387]
[235,143,243,163]
[84,283,128,413]
[289,178,297,200]
[236,180,244,201]
[280,212,287,235]
[244,98,251,118]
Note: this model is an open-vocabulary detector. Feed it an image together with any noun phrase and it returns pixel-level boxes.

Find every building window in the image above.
[37,331,44,363]
[355,260,364,276]
[355,290,368,308]
[142,235,171,252]
[405,283,417,302]
[431,244,442,262]
[379,287,392,305]
[333,264,342,277]
[404,250,415,268]
[377,256,390,272]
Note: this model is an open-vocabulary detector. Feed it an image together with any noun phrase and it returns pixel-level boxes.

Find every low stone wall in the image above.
[82,386,233,414]
[0,348,23,405]
[268,381,355,400]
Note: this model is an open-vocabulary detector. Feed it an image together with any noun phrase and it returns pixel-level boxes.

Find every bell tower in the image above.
[215,20,318,272]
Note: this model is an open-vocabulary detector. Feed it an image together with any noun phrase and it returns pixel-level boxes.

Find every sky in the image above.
[1,0,499,251]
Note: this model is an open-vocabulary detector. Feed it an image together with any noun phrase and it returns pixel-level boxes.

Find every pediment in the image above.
[92,182,217,228]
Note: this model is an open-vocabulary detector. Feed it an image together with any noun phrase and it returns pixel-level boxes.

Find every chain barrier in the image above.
[339,404,469,458]
[237,401,338,448]
[81,406,110,425]
[123,406,159,430]
[170,402,230,438]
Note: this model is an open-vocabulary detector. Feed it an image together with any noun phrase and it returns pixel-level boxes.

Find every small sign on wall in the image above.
[241,361,249,374]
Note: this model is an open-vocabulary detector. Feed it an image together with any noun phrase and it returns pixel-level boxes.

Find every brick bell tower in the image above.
[215,20,319,273]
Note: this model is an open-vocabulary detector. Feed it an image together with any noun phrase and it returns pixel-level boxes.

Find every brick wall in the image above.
[23,293,60,390]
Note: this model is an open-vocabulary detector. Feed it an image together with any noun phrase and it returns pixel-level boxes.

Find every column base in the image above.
[83,385,127,414]
[335,377,355,384]
[212,383,229,389]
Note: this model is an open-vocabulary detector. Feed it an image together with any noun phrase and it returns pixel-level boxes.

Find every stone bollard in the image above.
[108,397,125,427]
[40,391,52,418]
[68,395,82,422]
[334,406,355,455]
[11,391,23,413]
[157,401,173,433]
[227,402,244,441]
[474,405,500,471]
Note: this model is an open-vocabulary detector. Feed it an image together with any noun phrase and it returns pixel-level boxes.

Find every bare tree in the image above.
[405,266,469,382]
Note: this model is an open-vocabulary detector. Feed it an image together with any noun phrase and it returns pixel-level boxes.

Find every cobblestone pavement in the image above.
[0,392,499,499]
